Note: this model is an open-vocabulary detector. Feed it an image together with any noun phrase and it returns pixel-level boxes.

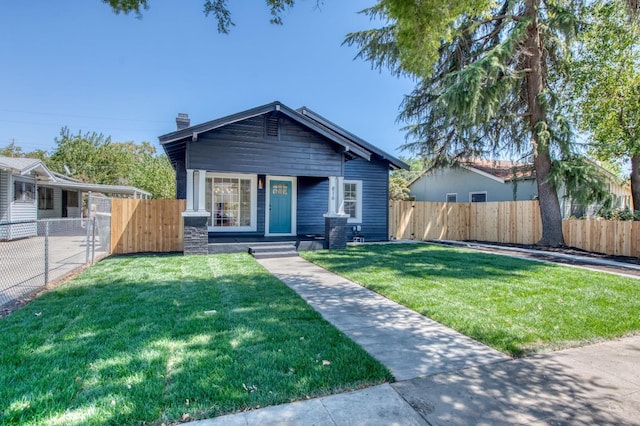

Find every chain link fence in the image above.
[0,213,111,308]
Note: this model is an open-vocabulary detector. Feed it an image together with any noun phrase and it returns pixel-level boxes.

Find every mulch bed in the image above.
[467,241,640,265]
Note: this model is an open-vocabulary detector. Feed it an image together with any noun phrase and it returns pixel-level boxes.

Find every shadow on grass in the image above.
[0,254,391,425]
[301,243,640,357]
[308,243,550,282]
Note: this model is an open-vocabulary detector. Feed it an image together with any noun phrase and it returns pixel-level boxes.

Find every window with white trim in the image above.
[38,187,54,210]
[343,180,362,223]
[206,174,256,231]
[14,180,35,203]
[470,191,487,202]
[446,193,457,203]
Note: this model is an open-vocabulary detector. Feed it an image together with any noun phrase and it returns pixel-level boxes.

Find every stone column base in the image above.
[324,215,349,250]
[183,214,209,255]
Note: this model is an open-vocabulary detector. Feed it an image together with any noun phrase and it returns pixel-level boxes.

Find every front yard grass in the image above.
[301,243,640,356]
[0,254,391,425]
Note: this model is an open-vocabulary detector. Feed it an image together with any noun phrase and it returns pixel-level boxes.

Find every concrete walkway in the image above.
[258,256,508,381]
[191,255,640,425]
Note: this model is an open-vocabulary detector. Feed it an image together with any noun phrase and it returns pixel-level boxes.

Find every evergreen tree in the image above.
[345,0,585,246]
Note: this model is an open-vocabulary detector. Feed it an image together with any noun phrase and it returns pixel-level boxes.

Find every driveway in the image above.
[0,235,108,307]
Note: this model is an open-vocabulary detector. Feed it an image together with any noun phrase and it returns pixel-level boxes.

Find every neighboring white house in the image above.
[408,159,631,218]
[0,157,56,239]
[0,156,151,240]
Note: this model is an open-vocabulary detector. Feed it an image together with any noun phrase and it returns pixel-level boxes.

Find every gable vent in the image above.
[266,115,279,138]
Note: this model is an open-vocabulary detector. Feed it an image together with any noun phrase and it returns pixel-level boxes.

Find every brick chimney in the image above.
[176,113,190,130]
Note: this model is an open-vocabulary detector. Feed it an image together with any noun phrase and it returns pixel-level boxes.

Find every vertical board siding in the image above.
[111,199,185,254]
[345,158,389,241]
[390,200,639,257]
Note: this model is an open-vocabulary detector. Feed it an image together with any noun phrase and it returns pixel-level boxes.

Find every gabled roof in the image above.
[298,106,410,170]
[158,101,409,170]
[0,156,56,181]
[466,160,535,181]
[408,159,535,187]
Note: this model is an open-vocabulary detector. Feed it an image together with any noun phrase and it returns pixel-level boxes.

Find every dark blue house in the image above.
[159,101,407,251]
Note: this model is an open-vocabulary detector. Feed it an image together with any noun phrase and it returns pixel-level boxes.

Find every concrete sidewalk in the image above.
[191,256,640,425]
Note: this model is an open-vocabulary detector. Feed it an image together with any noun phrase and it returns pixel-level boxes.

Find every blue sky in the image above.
[0,1,415,158]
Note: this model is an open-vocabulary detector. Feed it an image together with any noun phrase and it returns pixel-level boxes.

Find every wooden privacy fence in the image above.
[563,219,640,257]
[389,200,542,244]
[111,199,185,254]
[389,200,640,257]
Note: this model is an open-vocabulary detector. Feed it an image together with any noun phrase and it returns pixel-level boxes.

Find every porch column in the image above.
[185,169,195,212]
[197,169,207,213]
[336,176,345,215]
[182,169,209,255]
[327,176,337,215]
[324,176,349,250]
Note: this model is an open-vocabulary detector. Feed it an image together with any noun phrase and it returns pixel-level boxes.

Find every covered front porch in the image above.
[183,169,352,254]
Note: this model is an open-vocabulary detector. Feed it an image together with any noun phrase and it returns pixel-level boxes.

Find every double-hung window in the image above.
[14,180,35,203]
[343,180,362,223]
[470,191,487,202]
[39,187,54,210]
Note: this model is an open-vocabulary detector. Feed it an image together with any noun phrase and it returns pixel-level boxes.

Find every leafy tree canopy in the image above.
[570,0,640,209]
[1,128,175,199]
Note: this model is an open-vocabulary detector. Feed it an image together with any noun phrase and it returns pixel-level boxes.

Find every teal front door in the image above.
[269,180,292,234]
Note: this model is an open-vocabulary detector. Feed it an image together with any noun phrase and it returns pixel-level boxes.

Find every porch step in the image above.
[249,242,298,259]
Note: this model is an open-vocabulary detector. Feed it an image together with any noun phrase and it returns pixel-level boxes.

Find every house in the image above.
[158,101,408,251]
[0,155,151,240]
[408,159,631,218]
[38,172,151,218]
[0,157,56,239]
[408,160,537,204]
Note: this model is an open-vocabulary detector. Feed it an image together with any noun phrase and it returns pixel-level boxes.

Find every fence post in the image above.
[92,218,96,264]
[44,221,49,284]
[86,192,92,263]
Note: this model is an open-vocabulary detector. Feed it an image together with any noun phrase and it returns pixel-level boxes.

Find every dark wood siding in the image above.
[297,177,328,235]
[344,158,390,241]
[175,160,186,199]
[257,174,266,234]
[187,116,342,177]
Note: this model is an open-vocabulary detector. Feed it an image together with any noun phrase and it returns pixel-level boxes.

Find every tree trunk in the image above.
[524,0,565,247]
[631,153,640,211]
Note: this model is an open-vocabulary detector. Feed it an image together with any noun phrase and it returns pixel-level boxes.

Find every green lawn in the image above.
[301,243,640,356]
[0,254,391,425]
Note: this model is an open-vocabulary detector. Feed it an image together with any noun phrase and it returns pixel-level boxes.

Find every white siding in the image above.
[0,170,8,223]
[8,175,37,239]
[0,171,9,239]
[67,206,81,218]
